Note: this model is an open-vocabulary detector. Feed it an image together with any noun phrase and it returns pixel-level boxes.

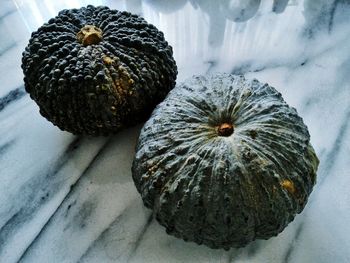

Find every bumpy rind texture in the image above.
[21,5,177,135]
[132,73,319,250]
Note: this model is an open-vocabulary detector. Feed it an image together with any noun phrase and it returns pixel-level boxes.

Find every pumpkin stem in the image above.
[77,25,103,46]
[217,123,234,137]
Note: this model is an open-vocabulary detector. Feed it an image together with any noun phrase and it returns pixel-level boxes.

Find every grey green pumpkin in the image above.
[132,73,319,249]
[21,5,177,135]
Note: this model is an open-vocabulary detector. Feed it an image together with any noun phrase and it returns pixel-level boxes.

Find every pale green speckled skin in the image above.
[132,73,319,250]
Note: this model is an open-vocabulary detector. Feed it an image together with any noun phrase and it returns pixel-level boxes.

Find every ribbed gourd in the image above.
[21,5,177,135]
[132,73,319,250]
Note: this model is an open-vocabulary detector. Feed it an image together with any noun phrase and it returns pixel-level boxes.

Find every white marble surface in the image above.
[0,0,350,262]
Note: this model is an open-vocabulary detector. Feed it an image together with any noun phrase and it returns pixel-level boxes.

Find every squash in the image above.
[21,5,177,135]
[132,73,319,249]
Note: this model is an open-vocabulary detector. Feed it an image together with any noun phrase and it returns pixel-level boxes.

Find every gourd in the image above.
[132,73,319,250]
[21,5,177,135]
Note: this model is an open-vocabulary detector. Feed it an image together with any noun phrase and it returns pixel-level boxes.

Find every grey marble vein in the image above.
[284,106,350,263]
[17,128,141,263]
[0,0,15,17]
[0,138,82,244]
[17,138,111,262]
[77,204,152,263]
[0,140,14,156]
[288,120,350,263]
[127,215,153,257]
[0,86,26,112]
[303,0,350,36]
[0,9,16,21]
[317,108,350,183]
[0,136,109,262]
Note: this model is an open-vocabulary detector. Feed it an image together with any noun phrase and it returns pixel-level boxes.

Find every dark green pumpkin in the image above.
[132,73,319,249]
[21,5,177,135]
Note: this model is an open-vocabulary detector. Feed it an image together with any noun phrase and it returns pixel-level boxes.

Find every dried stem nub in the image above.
[77,25,103,46]
[217,123,234,137]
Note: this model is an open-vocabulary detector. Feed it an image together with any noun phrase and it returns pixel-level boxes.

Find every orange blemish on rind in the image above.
[281,179,295,194]
[103,56,114,65]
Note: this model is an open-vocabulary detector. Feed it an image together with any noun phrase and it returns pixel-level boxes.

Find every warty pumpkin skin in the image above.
[21,5,177,135]
[132,73,319,250]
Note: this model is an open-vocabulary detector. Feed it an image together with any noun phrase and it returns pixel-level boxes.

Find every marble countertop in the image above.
[0,0,349,262]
